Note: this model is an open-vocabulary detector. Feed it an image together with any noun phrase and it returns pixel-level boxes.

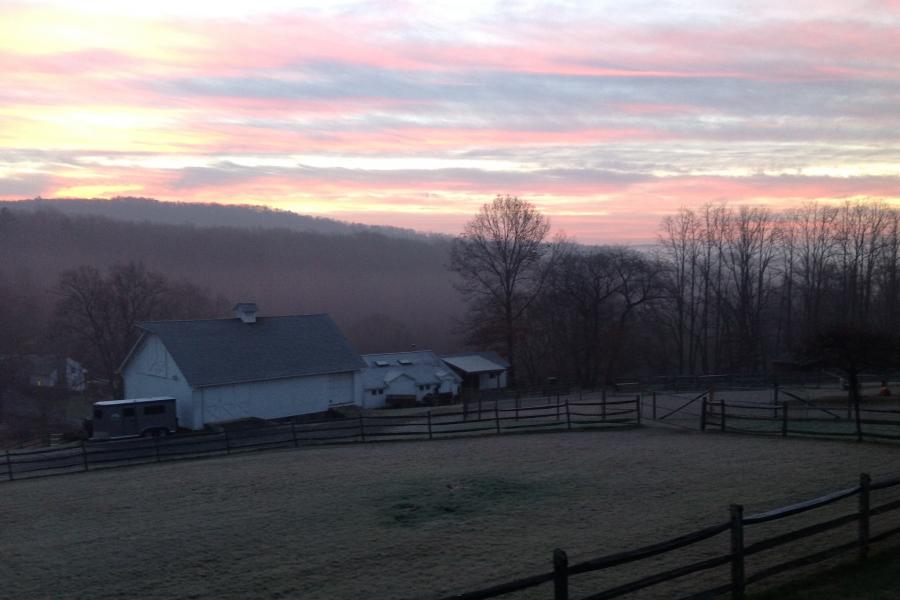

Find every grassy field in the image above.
[750,544,900,599]
[2,426,900,599]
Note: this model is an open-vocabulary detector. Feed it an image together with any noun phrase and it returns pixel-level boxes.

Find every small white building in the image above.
[120,304,365,430]
[362,350,462,408]
[442,352,509,391]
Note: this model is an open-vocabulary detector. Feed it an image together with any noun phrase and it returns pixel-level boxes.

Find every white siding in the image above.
[478,370,507,390]
[198,371,358,426]
[122,335,195,429]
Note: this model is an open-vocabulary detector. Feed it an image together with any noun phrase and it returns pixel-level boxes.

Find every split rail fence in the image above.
[702,396,900,443]
[438,472,900,600]
[0,395,639,482]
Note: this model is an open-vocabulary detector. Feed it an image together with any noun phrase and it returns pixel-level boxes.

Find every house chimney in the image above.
[234,302,258,324]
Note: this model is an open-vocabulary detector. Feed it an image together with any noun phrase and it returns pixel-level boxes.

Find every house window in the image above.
[490,373,497,379]
[143,405,166,415]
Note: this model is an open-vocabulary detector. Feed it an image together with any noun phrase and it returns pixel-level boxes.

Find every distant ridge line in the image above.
[1,196,447,241]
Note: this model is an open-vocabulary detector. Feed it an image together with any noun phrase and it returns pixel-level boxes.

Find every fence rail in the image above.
[438,472,900,600]
[0,396,640,483]
[702,398,900,443]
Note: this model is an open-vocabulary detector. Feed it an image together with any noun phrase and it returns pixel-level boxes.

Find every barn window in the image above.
[143,405,166,415]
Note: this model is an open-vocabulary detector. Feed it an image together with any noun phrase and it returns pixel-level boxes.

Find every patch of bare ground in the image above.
[2,427,899,599]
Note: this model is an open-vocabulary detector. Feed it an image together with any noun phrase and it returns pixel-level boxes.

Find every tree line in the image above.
[450,197,900,387]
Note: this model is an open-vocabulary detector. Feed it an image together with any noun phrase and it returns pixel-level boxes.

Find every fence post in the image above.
[427,411,433,440]
[652,391,657,420]
[556,394,561,420]
[700,398,707,431]
[478,397,483,420]
[224,430,231,454]
[155,435,161,462]
[773,384,779,419]
[291,421,299,447]
[565,397,572,430]
[636,394,642,425]
[494,404,501,435]
[730,504,745,600]
[781,402,788,437]
[859,473,871,561]
[515,397,520,421]
[854,397,863,442]
[359,415,366,442]
[81,441,89,472]
[602,388,607,420]
[553,549,569,600]
[721,401,727,432]
[5,449,13,481]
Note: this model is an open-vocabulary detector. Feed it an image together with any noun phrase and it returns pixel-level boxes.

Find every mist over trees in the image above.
[5,198,900,399]
[0,204,463,370]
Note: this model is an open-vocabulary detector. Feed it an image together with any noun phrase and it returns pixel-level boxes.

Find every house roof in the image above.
[132,314,365,388]
[442,351,509,374]
[361,350,461,390]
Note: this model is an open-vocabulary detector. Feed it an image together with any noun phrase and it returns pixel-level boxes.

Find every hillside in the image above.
[0,197,440,240]
[0,205,462,355]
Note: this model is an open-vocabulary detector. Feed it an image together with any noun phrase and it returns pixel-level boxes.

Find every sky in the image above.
[1,0,899,243]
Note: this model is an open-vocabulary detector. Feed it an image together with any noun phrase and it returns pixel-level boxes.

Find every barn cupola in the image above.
[234,302,258,324]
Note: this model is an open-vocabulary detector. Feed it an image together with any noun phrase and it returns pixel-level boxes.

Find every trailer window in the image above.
[143,405,166,415]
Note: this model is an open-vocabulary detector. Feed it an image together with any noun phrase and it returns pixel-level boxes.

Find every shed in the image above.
[441,352,509,391]
[120,304,365,429]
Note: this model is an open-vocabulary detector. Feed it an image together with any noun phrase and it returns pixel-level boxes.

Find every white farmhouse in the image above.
[362,350,462,408]
[442,352,509,391]
[120,304,365,430]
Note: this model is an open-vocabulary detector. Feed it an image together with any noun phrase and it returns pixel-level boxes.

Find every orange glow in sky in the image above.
[2,1,900,242]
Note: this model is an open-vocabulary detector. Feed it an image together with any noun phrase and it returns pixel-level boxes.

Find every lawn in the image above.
[750,544,900,599]
[1,426,899,599]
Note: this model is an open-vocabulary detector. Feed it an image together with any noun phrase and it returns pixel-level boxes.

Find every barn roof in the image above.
[441,351,509,374]
[132,314,365,388]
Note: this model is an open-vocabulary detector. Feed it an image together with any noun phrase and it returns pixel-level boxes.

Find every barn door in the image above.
[328,373,354,405]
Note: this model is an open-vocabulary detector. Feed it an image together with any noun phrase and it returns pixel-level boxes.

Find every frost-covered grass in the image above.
[2,427,899,599]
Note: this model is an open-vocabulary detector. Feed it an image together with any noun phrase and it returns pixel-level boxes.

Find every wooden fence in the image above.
[702,398,900,443]
[437,472,900,600]
[0,395,640,482]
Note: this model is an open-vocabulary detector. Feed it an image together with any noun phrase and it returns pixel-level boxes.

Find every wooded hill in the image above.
[0,200,462,357]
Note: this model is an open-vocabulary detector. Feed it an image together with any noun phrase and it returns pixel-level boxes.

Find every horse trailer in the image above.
[91,397,178,439]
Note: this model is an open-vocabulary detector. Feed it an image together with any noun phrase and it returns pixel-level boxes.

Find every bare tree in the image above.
[52,262,217,397]
[448,195,559,384]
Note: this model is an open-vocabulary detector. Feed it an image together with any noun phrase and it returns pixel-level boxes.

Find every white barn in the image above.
[120,304,365,430]
[362,350,461,408]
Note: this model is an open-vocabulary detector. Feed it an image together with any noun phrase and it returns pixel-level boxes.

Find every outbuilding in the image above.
[362,350,461,408]
[120,304,365,430]
[441,352,509,391]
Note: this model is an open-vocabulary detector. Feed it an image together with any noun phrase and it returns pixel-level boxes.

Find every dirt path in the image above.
[1,427,898,599]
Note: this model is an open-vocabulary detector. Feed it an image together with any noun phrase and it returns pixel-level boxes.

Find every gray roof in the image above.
[442,351,509,374]
[134,314,365,388]
[361,350,461,390]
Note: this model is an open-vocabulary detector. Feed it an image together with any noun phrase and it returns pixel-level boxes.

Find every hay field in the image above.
[1,427,899,600]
